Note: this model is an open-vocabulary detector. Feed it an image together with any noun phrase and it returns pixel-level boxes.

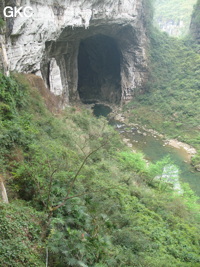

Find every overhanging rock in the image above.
[4,0,149,105]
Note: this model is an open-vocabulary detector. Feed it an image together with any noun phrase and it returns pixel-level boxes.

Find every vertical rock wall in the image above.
[190,0,200,44]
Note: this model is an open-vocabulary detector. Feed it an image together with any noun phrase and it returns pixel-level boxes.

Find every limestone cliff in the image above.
[190,0,200,44]
[155,18,186,37]
[1,0,149,105]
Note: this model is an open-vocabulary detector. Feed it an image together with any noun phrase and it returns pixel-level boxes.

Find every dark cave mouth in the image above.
[77,34,121,104]
[92,104,112,117]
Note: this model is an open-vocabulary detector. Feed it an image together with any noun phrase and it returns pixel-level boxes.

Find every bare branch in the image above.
[65,141,108,197]
[50,140,109,211]
[51,187,117,211]
[46,168,57,211]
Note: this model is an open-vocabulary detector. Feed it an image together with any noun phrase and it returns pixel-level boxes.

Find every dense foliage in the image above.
[0,202,44,266]
[0,73,200,266]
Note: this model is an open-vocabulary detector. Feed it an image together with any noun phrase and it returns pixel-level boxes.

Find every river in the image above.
[92,104,200,197]
[115,123,200,197]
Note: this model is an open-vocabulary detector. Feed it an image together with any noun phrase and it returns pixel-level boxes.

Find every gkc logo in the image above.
[3,6,33,18]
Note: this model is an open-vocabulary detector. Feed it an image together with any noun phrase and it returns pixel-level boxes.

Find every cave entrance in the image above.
[77,34,121,104]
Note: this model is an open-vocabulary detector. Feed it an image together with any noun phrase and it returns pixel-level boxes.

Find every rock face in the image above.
[190,0,200,44]
[155,18,185,37]
[2,0,149,105]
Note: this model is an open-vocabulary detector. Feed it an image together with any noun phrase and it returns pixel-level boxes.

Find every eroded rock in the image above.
[3,0,149,106]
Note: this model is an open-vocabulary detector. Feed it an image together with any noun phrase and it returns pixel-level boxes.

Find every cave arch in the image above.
[43,24,148,106]
[77,34,121,104]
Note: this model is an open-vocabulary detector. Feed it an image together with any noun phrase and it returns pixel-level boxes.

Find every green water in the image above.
[92,104,200,197]
[92,104,112,117]
[116,123,200,197]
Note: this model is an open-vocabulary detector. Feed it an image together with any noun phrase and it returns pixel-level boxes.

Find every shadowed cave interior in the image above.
[77,34,121,104]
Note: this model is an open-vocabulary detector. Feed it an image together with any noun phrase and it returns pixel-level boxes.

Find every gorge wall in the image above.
[1,0,149,105]
[153,0,197,37]
[190,0,200,44]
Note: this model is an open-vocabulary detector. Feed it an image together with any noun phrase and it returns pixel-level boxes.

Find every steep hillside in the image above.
[1,73,200,266]
[1,1,200,266]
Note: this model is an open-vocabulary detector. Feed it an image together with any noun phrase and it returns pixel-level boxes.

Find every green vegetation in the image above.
[124,25,200,169]
[154,0,197,36]
[1,73,200,266]
[0,18,4,28]
[0,202,44,266]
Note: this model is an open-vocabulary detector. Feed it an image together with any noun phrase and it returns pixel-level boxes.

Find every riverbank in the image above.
[113,112,197,163]
[112,115,200,196]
